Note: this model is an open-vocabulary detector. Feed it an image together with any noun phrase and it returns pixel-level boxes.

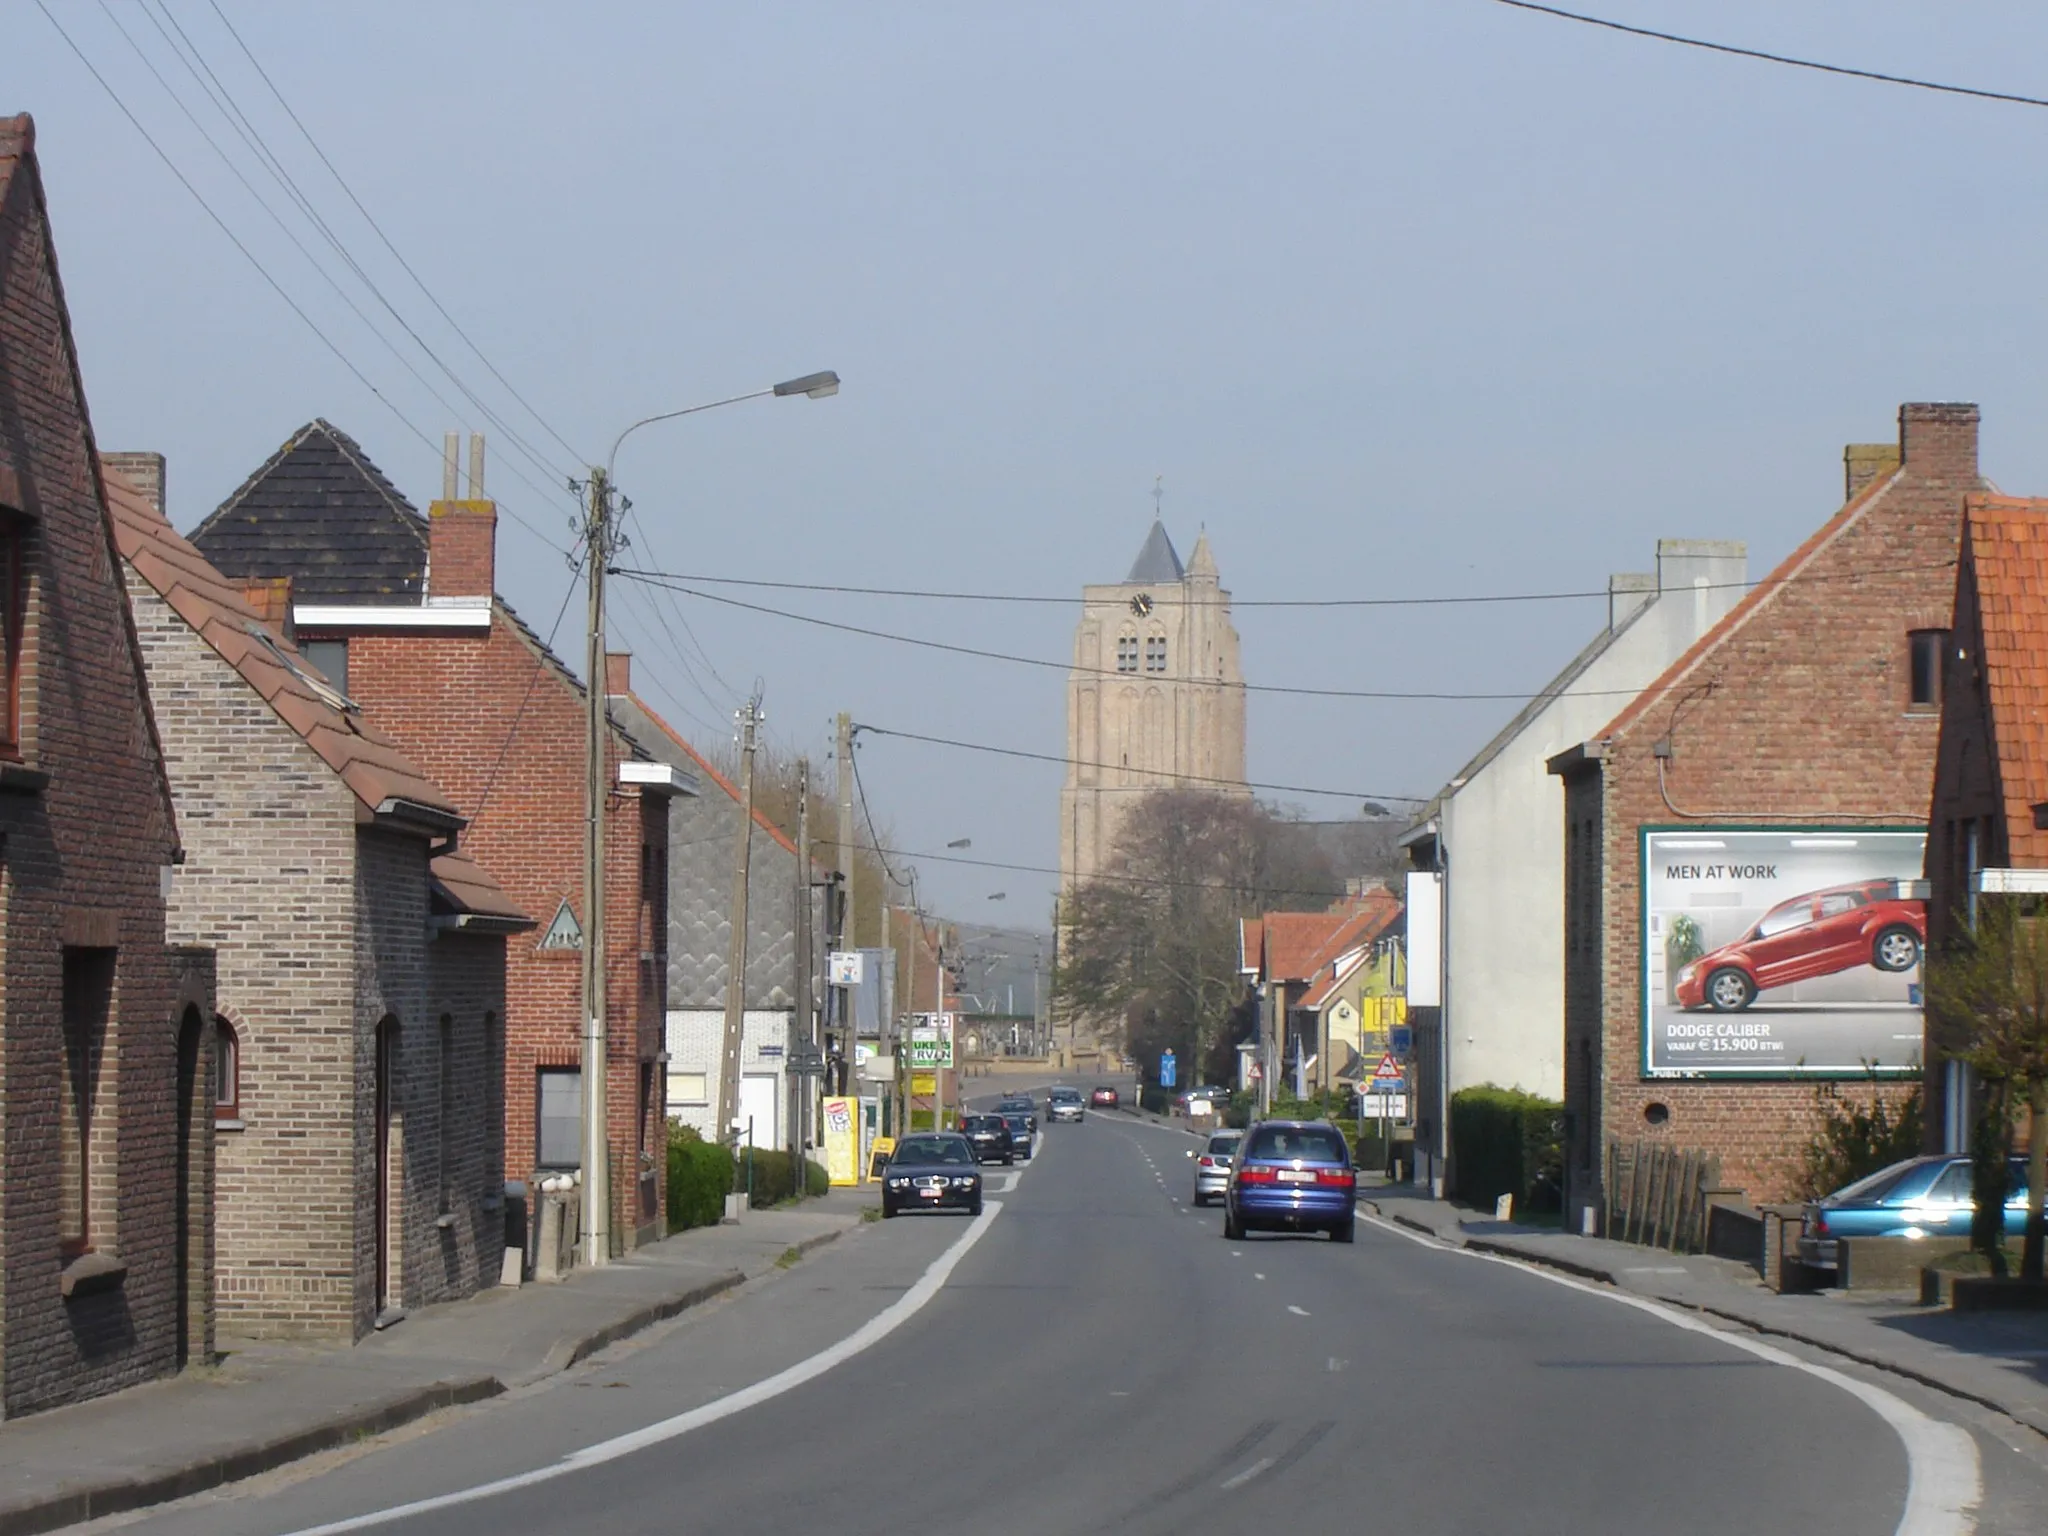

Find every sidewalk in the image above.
[1362,1183,2048,1438]
[0,1192,869,1536]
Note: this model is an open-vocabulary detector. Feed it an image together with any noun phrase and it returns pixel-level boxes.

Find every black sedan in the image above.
[881,1134,984,1217]
[998,1110,1037,1160]
[959,1114,1017,1165]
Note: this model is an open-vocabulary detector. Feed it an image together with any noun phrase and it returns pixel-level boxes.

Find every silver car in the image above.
[1188,1129,1243,1205]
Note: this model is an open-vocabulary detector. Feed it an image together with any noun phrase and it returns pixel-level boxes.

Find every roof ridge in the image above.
[620,688,804,859]
[190,419,426,551]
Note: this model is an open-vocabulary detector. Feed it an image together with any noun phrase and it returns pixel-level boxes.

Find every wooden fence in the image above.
[1603,1138,1723,1253]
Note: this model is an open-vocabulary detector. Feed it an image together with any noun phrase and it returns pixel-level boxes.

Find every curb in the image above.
[0,1376,502,1536]
[548,1269,747,1377]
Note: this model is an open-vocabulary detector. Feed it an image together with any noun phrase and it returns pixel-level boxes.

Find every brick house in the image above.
[1550,404,1981,1219]
[193,427,690,1252]
[603,655,821,1150]
[0,114,217,1415]
[1923,491,2048,1152]
[108,462,527,1339]
[1239,888,1403,1097]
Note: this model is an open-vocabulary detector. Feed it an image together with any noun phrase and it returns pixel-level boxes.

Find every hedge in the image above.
[1450,1085,1564,1214]
[667,1124,734,1232]
[740,1149,831,1208]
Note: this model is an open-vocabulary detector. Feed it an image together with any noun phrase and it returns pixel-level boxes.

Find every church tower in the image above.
[1058,518,1248,902]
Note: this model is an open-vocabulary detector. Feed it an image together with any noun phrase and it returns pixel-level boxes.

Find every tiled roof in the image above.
[191,420,428,601]
[616,690,799,858]
[1964,495,2048,863]
[1126,520,1185,584]
[431,848,533,926]
[1294,893,1403,1008]
[106,461,462,828]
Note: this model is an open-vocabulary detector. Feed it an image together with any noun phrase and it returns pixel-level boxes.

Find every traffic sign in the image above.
[1160,1049,1178,1089]
[1390,1025,1412,1057]
[1372,1052,1404,1081]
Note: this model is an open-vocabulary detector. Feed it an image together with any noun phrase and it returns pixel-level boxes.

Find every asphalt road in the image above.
[88,1085,2048,1536]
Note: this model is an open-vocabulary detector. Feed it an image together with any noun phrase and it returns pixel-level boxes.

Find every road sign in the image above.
[1364,1077,1406,1094]
[911,1072,937,1095]
[1390,1025,1412,1057]
[1160,1049,1178,1089]
[829,951,864,985]
[1372,1052,1404,1081]
[787,1044,826,1076]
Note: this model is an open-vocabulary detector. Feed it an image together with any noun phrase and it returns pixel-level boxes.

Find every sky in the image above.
[12,1,2048,927]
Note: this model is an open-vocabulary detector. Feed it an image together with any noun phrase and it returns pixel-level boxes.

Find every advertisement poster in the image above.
[821,1097,859,1186]
[1641,828,1928,1077]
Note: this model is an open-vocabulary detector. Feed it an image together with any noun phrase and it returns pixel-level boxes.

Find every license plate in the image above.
[1277,1169,1314,1184]
[920,1187,943,1198]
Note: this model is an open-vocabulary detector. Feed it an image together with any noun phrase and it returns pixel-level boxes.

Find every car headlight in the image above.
[886,1177,908,1189]
[953,1175,976,1188]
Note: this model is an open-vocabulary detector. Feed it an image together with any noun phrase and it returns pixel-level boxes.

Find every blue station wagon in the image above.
[1800,1154,2034,1270]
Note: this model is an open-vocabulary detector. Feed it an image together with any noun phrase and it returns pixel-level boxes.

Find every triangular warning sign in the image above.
[536,897,584,952]
[1372,1052,1404,1080]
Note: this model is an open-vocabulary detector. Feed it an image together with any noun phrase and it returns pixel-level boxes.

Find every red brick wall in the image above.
[0,117,212,1414]
[1562,404,1974,1207]
[331,614,665,1247]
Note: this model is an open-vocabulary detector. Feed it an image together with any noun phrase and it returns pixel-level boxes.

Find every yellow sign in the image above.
[867,1135,896,1181]
[821,1097,859,1186]
[911,1072,937,1095]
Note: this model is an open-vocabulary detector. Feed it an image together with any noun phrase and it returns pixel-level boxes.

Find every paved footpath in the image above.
[1364,1183,2048,1438]
[0,1194,867,1536]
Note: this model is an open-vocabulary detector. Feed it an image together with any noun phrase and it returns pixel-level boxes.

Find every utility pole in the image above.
[793,756,813,1165]
[715,698,761,1150]
[579,468,614,1268]
[834,713,855,1097]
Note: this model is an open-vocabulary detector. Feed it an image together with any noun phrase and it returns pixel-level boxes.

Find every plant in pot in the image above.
[1664,913,1705,1005]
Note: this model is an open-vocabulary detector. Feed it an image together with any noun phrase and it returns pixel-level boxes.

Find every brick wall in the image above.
[331,616,666,1247]
[1557,404,1974,1209]
[0,116,209,1416]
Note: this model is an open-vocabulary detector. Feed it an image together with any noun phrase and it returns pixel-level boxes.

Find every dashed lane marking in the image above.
[1218,1456,1275,1491]
[1287,1305,1310,1317]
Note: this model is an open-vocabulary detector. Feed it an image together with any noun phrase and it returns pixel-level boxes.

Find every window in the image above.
[213,1017,240,1123]
[299,638,348,696]
[1144,635,1167,673]
[1817,890,1867,919]
[0,517,23,758]
[61,948,115,1258]
[536,1067,581,1169]
[1756,900,1814,938]
[1115,635,1139,673]
[669,1071,709,1105]
[1908,629,1947,711]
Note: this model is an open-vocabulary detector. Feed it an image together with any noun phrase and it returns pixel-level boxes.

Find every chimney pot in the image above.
[468,433,486,499]
[427,499,497,599]
[605,651,632,696]
[442,433,460,501]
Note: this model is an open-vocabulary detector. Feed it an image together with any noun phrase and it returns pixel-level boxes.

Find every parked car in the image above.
[1047,1086,1085,1123]
[1090,1085,1120,1109]
[998,1110,1037,1160]
[1223,1120,1355,1242]
[1179,1084,1230,1116]
[1187,1129,1244,1206]
[1799,1153,2032,1270]
[1674,879,1926,1012]
[959,1114,1016,1165]
[881,1133,984,1218]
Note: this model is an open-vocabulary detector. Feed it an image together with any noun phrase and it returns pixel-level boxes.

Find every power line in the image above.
[848,744,915,895]
[853,722,1422,804]
[876,840,1383,905]
[1485,0,2048,109]
[608,559,1957,611]
[616,570,1667,701]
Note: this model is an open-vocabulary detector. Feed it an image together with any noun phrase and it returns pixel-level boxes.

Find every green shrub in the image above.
[1450,1085,1563,1214]
[667,1122,733,1232]
[734,1147,833,1208]
[1798,1076,1923,1200]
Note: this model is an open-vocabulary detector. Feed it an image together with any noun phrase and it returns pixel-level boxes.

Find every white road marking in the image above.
[1327,1357,1348,1372]
[1219,1456,1275,1491]
[1361,1215,1980,1536]
[272,1200,1017,1534]
[1231,1250,1243,1257]
[1254,1272,1265,1281]
[1287,1305,1310,1317]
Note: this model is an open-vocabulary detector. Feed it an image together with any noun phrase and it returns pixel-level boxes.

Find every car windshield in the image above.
[1050,1090,1081,1102]
[893,1137,970,1166]
[1206,1133,1242,1156]
[1824,1158,1929,1205]
[1244,1125,1348,1163]
[962,1116,1001,1132]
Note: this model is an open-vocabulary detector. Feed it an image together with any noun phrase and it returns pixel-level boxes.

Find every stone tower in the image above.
[1059,520,1248,901]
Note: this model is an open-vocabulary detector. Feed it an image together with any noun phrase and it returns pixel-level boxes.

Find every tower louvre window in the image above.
[1144,636,1167,673]
[1115,636,1139,673]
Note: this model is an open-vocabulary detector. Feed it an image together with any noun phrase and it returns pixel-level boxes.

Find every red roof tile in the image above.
[1965,495,2048,864]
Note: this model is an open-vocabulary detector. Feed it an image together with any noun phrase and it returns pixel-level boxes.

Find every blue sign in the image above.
[1390,1025,1412,1057]
[1365,1078,1406,1095]
[1159,1050,1178,1088]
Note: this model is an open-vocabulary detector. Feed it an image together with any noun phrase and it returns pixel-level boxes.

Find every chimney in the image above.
[240,576,294,639]
[102,451,166,516]
[428,433,495,600]
[605,651,632,697]
[1843,443,1901,502]
[1898,402,1980,483]
[1608,572,1655,633]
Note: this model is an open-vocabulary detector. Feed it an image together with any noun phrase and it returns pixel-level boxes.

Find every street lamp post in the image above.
[577,370,838,1269]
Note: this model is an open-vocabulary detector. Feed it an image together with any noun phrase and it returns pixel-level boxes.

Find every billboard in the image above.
[1640,827,1927,1077]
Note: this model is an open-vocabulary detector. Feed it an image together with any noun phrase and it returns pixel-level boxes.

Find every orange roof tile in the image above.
[1965,495,2048,864]
[1260,890,1402,984]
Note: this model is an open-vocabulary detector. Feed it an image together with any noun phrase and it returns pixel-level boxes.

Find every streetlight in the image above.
[577,370,838,1269]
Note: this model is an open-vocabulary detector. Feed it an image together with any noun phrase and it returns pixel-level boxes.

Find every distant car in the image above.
[1047,1087,1085,1123]
[1224,1120,1355,1242]
[998,1110,1037,1160]
[1090,1086,1120,1109]
[1188,1129,1244,1206]
[1674,879,1926,1012]
[997,1094,1036,1118]
[1179,1084,1229,1116]
[881,1133,984,1218]
[959,1114,1016,1165]
[1800,1153,2033,1270]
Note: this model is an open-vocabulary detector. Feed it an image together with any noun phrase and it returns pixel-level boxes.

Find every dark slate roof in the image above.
[191,420,428,601]
[1125,519,1184,583]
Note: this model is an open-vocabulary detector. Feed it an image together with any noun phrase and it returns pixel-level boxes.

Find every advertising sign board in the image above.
[1641,827,1927,1077]
[821,1097,859,1186]
[907,1014,955,1069]
[829,951,864,986]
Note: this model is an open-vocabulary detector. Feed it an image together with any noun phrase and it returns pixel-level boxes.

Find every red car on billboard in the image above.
[1673,879,1925,1012]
